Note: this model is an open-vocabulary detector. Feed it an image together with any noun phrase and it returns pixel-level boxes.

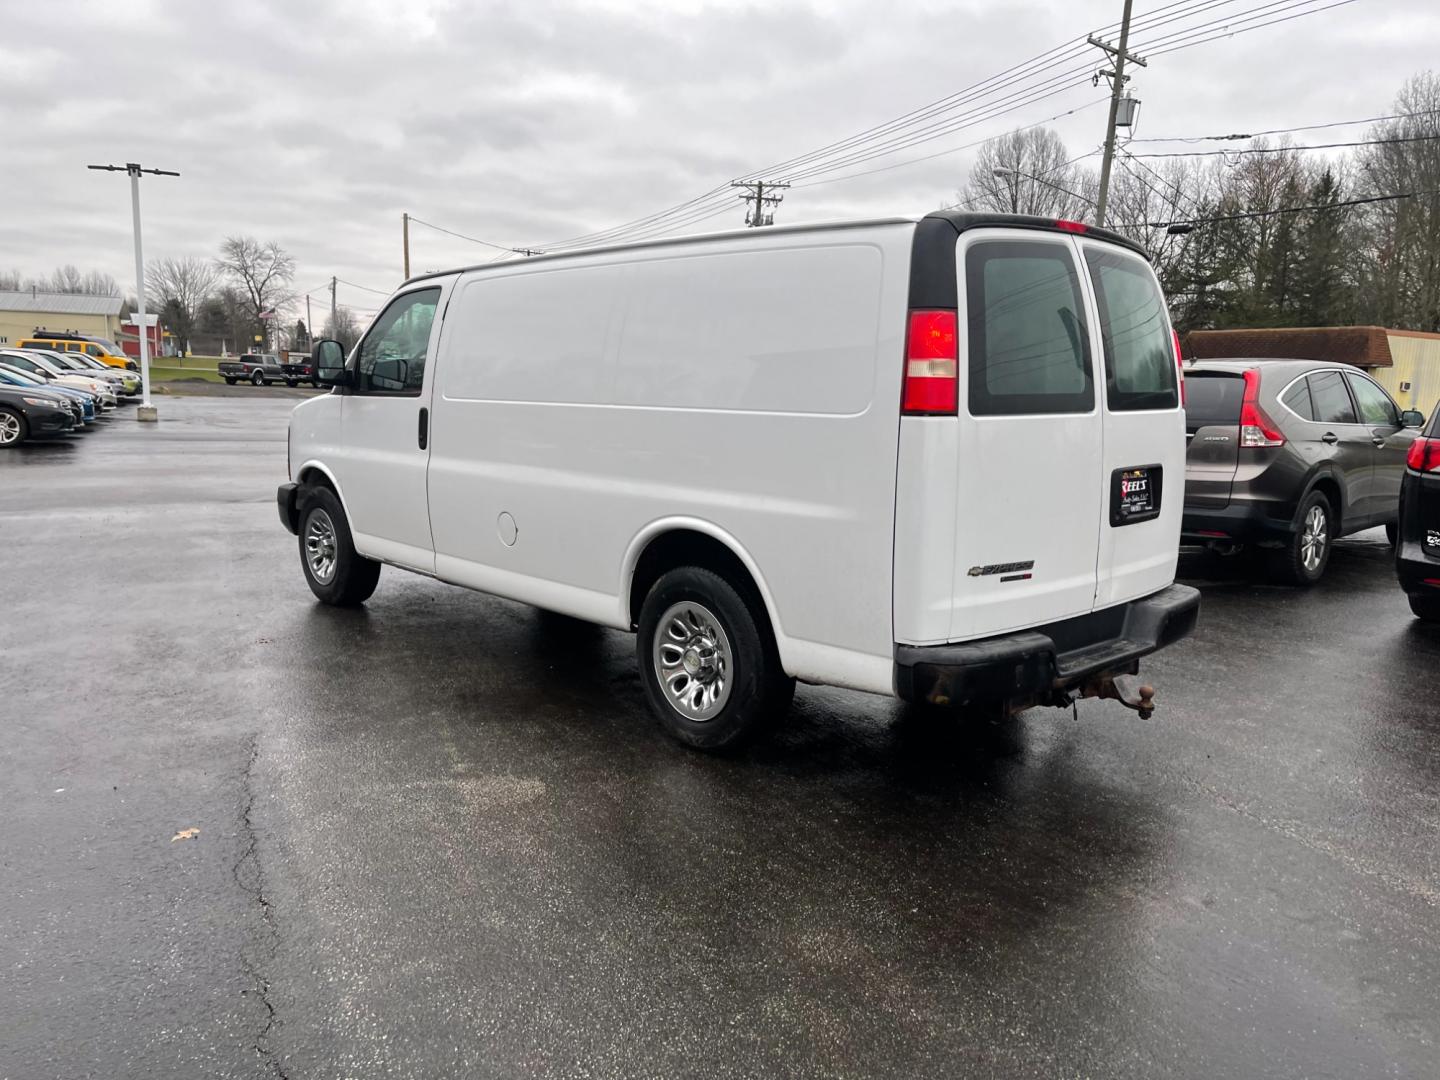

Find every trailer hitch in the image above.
[1076,673,1156,719]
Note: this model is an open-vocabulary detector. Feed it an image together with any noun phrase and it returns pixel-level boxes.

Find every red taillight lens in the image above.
[1055,219,1088,234]
[903,310,958,415]
[1239,368,1284,448]
[1172,329,1185,408]
[1407,436,1440,472]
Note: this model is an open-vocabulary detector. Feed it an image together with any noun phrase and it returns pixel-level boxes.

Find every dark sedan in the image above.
[1396,409,1440,621]
[0,384,76,447]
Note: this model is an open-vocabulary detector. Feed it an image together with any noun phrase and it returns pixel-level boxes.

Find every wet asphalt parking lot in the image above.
[3,397,1438,1080]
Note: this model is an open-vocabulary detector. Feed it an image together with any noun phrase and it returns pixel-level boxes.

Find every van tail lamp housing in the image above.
[1055,219,1088,234]
[1239,368,1285,448]
[1172,329,1186,407]
[903,309,958,415]
[1406,436,1440,472]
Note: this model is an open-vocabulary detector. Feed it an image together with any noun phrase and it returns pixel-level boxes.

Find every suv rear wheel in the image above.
[1270,490,1333,585]
[298,486,381,606]
[637,566,794,751]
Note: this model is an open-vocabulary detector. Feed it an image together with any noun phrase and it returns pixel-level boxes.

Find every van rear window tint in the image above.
[965,240,1093,416]
[1084,247,1178,411]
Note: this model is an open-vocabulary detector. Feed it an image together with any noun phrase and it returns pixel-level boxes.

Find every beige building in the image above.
[0,290,125,349]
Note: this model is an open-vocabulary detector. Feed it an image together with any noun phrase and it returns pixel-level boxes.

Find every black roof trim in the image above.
[922,211,1150,260]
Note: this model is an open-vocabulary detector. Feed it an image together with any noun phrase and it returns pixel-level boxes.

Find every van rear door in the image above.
[947,229,1104,640]
[1081,241,1185,608]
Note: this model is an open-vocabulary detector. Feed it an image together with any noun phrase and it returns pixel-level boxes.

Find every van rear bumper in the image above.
[893,584,1201,707]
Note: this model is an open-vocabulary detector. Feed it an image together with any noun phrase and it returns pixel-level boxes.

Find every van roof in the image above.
[402,211,1149,287]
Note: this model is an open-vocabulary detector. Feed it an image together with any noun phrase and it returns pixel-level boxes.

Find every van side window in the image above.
[1345,372,1400,427]
[965,240,1093,416]
[356,288,441,395]
[1307,370,1357,424]
[1084,247,1178,412]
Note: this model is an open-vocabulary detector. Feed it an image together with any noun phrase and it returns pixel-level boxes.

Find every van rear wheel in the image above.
[297,485,381,606]
[637,566,793,751]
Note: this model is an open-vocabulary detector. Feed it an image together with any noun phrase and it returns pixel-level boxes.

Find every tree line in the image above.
[958,71,1440,333]
[3,236,363,356]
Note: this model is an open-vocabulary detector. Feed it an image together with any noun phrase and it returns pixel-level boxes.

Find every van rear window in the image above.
[1184,373,1245,429]
[1084,247,1178,411]
[965,240,1093,416]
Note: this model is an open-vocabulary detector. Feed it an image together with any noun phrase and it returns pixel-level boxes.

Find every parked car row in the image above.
[217,353,319,387]
[0,346,140,448]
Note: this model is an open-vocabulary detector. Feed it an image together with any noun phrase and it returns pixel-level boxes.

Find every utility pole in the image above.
[1089,0,1146,228]
[87,162,178,421]
[305,293,313,352]
[731,180,791,227]
[330,277,337,339]
[403,212,410,279]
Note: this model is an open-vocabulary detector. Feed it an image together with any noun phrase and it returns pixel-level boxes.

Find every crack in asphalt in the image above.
[232,733,290,1080]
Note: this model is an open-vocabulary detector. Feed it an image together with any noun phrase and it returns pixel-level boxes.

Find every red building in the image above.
[119,319,175,358]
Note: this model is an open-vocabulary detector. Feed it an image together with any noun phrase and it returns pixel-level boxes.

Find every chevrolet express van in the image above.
[278,212,1200,749]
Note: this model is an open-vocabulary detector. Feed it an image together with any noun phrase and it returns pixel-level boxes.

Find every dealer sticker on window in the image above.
[1111,465,1163,527]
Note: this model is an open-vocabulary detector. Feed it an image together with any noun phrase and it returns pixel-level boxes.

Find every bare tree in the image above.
[958,128,1096,220]
[0,270,21,291]
[216,237,295,339]
[147,256,220,355]
[322,306,362,352]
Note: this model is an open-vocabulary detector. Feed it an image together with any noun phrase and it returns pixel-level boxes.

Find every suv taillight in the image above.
[1239,368,1284,448]
[1407,436,1440,472]
[902,310,958,415]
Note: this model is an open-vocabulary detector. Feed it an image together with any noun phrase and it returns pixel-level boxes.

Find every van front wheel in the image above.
[637,566,793,751]
[297,485,381,606]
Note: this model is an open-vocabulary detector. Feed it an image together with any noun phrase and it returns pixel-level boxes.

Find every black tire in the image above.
[637,566,794,751]
[224,377,238,385]
[1385,521,1399,547]
[285,380,297,388]
[0,406,28,449]
[1268,489,1333,585]
[1410,594,1440,622]
[297,485,381,606]
[250,370,265,386]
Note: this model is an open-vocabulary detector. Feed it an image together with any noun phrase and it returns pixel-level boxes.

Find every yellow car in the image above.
[18,332,137,371]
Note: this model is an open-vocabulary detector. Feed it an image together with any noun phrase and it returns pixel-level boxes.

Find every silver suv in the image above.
[1182,358,1425,584]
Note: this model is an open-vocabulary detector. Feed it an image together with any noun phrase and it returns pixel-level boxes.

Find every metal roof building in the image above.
[0,290,125,348]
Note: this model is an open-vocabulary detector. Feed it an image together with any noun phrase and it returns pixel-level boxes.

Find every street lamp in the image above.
[87,163,179,422]
[992,168,1096,212]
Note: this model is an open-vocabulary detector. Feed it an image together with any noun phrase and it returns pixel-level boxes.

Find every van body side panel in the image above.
[425,226,913,685]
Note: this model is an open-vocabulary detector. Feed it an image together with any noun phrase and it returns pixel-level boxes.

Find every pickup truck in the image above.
[218,354,285,386]
[280,355,320,388]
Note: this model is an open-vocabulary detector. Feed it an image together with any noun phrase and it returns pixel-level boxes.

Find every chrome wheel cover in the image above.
[1300,504,1327,574]
[305,509,339,584]
[653,601,733,721]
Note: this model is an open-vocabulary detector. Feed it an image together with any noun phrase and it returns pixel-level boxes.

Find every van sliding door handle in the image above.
[417,407,429,450]
[1321,432,1338,444]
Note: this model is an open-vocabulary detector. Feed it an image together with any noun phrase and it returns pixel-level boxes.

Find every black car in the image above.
[0,384,76,447]
[1396,410,1440,622]
[1183,359,1424,584]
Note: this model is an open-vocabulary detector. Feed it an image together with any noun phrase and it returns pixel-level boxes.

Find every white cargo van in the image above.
[278,212,1200,749]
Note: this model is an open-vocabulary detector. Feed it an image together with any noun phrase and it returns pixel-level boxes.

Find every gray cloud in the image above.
[0,0,1433,315]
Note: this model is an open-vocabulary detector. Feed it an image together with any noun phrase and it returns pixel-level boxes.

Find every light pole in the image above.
[992,168,1097,215]
[87,162,179,422]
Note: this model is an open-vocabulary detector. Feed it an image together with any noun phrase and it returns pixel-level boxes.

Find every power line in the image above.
[407,215,543,256]
[1147,188,1440,229]
[1127,108,1439,144]
[334,277,392,295]
[1130,133,1440,158]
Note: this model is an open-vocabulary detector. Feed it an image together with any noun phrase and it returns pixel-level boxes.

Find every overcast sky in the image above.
[2,0,1435,320]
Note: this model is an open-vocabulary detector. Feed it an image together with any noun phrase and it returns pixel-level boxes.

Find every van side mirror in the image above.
[1401,409,1425,429]
[314,340,349,386]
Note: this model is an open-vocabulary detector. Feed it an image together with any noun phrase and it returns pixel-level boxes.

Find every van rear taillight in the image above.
[1406,436,1440,472]
[903,309,958,415]
[1055,219,1088,234]
[1173,329,1186,408]
[1239,368,1284,448]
